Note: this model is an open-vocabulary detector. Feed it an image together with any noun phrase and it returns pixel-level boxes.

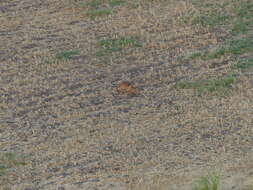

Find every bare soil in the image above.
[0,0,253,189]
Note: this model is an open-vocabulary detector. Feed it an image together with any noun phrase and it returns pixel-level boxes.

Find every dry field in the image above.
[0,0,253,189]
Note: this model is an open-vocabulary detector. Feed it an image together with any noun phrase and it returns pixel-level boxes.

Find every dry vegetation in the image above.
[0,0,253,189]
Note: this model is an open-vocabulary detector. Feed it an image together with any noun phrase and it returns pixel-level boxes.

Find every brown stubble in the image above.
[1,0,253,189]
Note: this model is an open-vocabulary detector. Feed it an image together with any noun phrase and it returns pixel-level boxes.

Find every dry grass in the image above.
[0,0,253,189]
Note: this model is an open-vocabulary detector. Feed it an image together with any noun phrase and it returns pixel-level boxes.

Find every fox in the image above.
[116,81,139,96]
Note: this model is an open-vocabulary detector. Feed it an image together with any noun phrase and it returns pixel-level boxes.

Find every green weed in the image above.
[55,50,79,60]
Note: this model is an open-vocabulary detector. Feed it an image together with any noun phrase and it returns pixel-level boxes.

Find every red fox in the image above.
[116,81,139,96]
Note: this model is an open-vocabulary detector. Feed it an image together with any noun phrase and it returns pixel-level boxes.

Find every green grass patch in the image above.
[87,0,125,8]
[42,56,58,65]
[207,38,252,59]
[232,57,253,70]
[187,51,203,60]
[231,0,253,34]
[55,50,79,60]
[234,0,253,19]
[228,38,253,53]
[191,12,230,27]
[242,185,253,190]
[192,172,220,190]
[87,0,103,9]
[0,164,8,176]
[109,0,125,7]
[0,152,26,176]
[186,38,253,61]
[206,47,227,59]
[180,0,253,33]
[85,0,125,18]
[86,8,112,19]
[179,1,230,27]
[96,35,141,56]
[176,74,236,96]
[231,18,251,34]
[180,11,230,27]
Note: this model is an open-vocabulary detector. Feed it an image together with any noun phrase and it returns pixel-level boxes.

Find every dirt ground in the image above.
[0,0,253,189]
